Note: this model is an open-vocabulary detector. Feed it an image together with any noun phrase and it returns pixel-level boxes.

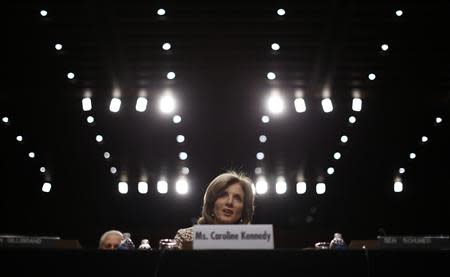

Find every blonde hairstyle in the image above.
[197,171,255,224]
[98,230,123,248]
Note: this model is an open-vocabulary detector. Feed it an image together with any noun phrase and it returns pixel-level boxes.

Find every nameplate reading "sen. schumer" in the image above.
[193,224,274,250]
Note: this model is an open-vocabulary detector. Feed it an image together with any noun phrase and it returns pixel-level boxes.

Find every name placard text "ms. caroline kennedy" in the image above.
[193,224,274,249]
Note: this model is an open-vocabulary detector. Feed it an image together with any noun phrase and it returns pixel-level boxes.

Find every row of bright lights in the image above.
[255,178,327,195]
[117,179,186,194]
[394,117,444,192]
[265,96,362,114]
[267,72,377,81]
[66,71,176,81]
[82,96,179,114]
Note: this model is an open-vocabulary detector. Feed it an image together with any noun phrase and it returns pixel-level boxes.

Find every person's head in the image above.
[198,171,255,224]
[98,230,124,250]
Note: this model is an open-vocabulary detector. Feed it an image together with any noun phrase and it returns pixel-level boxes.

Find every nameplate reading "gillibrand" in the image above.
[193,224,274,249]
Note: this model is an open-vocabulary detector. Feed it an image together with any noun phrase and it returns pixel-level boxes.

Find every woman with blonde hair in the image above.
[174,171,255,249]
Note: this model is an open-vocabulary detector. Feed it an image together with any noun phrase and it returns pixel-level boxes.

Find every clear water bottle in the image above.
[118,232,135,250]
[138,239,152,250]
[329,233,347,249]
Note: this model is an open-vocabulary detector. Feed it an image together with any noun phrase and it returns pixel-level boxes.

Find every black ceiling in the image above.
[2,0,449,248]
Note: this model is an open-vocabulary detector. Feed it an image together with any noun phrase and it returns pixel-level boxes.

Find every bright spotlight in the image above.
[381,44,389,51]
[2,117,9,123]
[409,153,416,159]
[176,178,189,194]
[327,167,335,175]
[173,115,182,123]
[82,97,92,111]
[86,116,94,124]
[136,97,148,112]
[267,94,284,114]
[157,180,168,194]
[259,135,267,143]
[395,10,403,17]
[421,136,428,143]
[162,43,171,50]
[167,72,176,79]
[349,116,356,124]
[254,167,262,175]
[294,97,306,113]
[160,95,176,114]
[340,135,349,143]
[179,152,188,160]
[368,73,376,80]
[321,98,333,113]
[267,72,276,80]
[394,181,403,192]
[96,135,103,142]
[55,43,63,50]
[333,152,341,160]
[40,167,46,173]
[110,167,117,174]
[181,167,190,175]
[28,152,35,158]
[104,152,110,159]
[275,178,287,194]
[261,115,270,123]
[16,135,23,142]
[316,183,326,194]
[42,182,51,192]
[256,152,265,160]
[277,9,286,16]
[176,135,185,143]
[157,8,166,16]
[118,182,128,194]
[40,10,48,17]
[109,98,121,113]
[271,43,280,51]
[255,178,268,194]
[296,182,307,194]
[435,117,442,124]
[138,182,148,194]
[399,168,405,174]
[352,98,362,112]
[67,72,75,79]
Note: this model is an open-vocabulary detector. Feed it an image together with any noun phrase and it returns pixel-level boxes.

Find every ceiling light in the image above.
[409,153,416,159]
[421,136,428,143]
[138,182,148,194]
[136,97,148,112]
[255,178,268,194]
[349,116,356,124]
[176,135,185,143]
[104,152,110,159]
[28,152,35,158]
[296,182,307,194]
[40,10,48,17]
[167,72,176,79]
[352,98,362,112]
[82,97,92,111]
[179,152,188,160]
[394,181,403,192]
[16,135,23,142]
[160,95,176,113]
[162,43,171,50]
[334,152,341,160]
[42,182,51,192]
[96,135,103,142]
[267,72,276,80]
[381,44,389,51]
[316,183,326,194]
[86,116,94,124]
[118,182,128,194]
[341,135,348,143]
[109,98,121,112]
[259,135,267,143]
[110,167,117,174]
[176,178,189,194]
[256,152,265,160]
[157,9,166,16]
[294,98,306,113]
[327,167,335,175]
[261,115,270,123]
[368,73,376,80]
[277,9,286,16]
[395,10,403,17]
[173,115,182,123]
[67,72,75,79]
[321,98,333,113]
[2,117,9,123]
[275,178,287,194]
[267,94,284,114]
[157,180,168,194]
[55,43,62,50]
[40,167,46,173]
[271,43,280,51]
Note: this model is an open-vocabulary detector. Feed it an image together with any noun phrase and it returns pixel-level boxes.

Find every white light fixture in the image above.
[2,117,8,123]
[179,152,188,160]
[259,135,267,143]
[327,167,335,175]
[352,98,362,112]
[135,97,148,112]
[28,152,35,158]
[40,167,46,173]
[275,178,287,194]
[157,8,166,16]
[340,135,349,143]
[104,152,110,159]
[110,167,117,174]
[266,72,276,80]
[368,73,376,80]
[96,135,103,142]
[42,182,51,192]
[399,168,405,174]
[294,97,306,113]
[55,43,62,51]
[109,98,121,113]
[86,116,94,124]
[118,182,128,194]
[321,98,333,113]
[296,182,307,194]
[162,42,171,50]
[261,115,270,123]
[267,94,284,114]
[394,181,403,192]
[277,8,286,16]
[349,116,357,124]
[16,135,23,142]
[40,10,48,17]
[435,117,442,124]
[316,183,326,194]
[271,43,280,51]
[157,180,168,194]
[181,167,190,175]
[160,95,176,114]
[254,167,262,175]
[176,178,189,194]
[334,152,341,160]
[409,153,416,159]
[395,10,403,17]
[381,44,389,51]
[82,97,92,111]
[255,178,268,194]
[421,136,428,143]
[173,115,182,123]
[176,135,185,143]
[138,182,148,194]
[256,152,265,160]
[167,72,176,80]
[67,72,75,79]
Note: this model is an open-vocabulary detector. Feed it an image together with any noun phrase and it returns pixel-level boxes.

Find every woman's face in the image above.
[213,182,245,224]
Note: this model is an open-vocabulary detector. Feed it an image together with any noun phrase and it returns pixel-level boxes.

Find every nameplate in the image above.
[378,236,450,249]
[193,224,274,250]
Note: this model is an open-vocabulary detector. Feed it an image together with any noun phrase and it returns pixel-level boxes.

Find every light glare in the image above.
[82,97,92,111]
[352,98,362,112]
[157,180,168,194]
[256,152,265,160]
[271,43,280,51]
[267,72,276,80]
[162,43,171,50]
[316,183,326,194]
[160,95,176,114]
[138,182,148,194]
[157,9,166,16]
[267,94,284,114]
[167,72,176,79]
[321,98,333,113]
[294,98,306,113]
[256,178,268,194]
[296,182,307,194]
[394,181,403,192]
[118,182,128,194]
[42,182,51,192]
[136,97,148,112]
[368,73,376,80]
[109,98,121,113]
[176,179,189,194]
[277,9,286,16]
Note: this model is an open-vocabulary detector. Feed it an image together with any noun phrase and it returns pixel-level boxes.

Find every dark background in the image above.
[1,0,449,248]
